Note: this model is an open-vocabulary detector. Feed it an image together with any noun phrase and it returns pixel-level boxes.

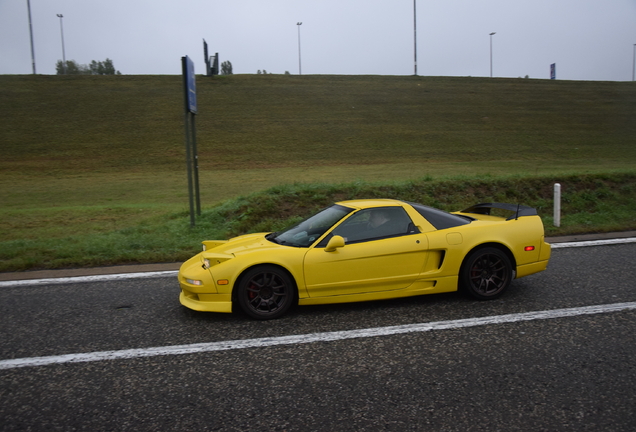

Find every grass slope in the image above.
[1,172,635,272]
[1,74,635,271]
[3,74,635,173]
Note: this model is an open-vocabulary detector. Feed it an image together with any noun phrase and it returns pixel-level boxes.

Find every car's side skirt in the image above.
[298,276,458,306]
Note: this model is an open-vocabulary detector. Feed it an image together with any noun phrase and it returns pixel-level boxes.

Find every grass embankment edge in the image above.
[1,171,635,273]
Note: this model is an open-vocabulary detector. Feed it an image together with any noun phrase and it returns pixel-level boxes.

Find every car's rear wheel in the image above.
[460,247,512,300]
[236,266,296,320]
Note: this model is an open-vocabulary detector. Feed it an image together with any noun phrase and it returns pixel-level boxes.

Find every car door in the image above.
[303,207,430,298]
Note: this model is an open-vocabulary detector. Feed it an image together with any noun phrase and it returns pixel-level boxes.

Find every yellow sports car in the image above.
[178,199,551,319]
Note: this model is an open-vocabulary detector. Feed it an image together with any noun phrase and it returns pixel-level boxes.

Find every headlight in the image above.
[200,253,233,269]
[186,278,203,286]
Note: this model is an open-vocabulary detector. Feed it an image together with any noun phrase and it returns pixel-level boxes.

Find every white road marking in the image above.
[2,302,635,370]
[0,270,178,288]
[550,237,636,249]
[0,237,634,289]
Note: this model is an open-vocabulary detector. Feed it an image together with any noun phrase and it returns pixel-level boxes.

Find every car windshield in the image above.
[267,204,353,247]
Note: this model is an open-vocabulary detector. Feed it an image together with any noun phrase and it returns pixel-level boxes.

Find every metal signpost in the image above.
[182,55,201,227]
[203,39,219,76]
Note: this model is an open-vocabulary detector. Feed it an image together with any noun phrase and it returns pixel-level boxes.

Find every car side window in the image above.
[327,207,419,245]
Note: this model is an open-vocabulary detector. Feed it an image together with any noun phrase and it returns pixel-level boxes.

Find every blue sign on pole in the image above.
[183,55,197,114]
[182,55,200,226]
[550,63,556,80]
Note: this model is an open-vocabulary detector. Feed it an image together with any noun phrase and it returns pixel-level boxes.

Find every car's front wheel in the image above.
[460,247,512,300]
[236,265,296,320]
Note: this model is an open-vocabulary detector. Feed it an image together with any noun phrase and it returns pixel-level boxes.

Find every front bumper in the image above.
[179,289,233,313]
[178,254,232,313]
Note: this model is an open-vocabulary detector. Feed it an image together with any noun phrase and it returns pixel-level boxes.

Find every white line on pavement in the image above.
[550,237,636,249]
[2,301,635,370]
[0,270,179,288]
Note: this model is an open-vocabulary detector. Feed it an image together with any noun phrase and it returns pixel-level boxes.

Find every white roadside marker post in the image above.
[554,183,561,227]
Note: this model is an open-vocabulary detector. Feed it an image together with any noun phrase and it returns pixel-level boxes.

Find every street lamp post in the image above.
[489,32,496,77]
[413,0,417,75]
[57,14,66,74]
[27,0,36,74]
[297,22,302,75]
[632,44,636,81]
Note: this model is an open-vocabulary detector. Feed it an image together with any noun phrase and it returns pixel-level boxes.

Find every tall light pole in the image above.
[57,14,67,74]
[297,22,302,75]
[26,0,36,74]
[413,0,417,75]
[632,44,636,81]
[489,32,496,77]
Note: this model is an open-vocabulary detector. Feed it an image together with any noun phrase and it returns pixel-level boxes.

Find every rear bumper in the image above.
[516,259,549,278]
[516,238,551,278]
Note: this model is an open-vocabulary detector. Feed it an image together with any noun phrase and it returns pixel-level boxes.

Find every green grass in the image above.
[1,74,635,271]
[1,172,635,272]
[3,74,635,175]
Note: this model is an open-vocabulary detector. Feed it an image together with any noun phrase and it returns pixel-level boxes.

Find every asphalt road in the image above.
[1,242,636,431]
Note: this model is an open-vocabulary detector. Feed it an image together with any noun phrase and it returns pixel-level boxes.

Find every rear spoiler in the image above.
[460,202,538,220]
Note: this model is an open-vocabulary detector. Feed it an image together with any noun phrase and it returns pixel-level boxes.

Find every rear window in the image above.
[408,202,472,230]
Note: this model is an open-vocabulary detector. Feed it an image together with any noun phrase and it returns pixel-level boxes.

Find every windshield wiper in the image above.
[265,233,281,244]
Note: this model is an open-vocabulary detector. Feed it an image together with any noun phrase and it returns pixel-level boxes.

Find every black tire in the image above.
[460,247,512,300]
[236,266,296,320]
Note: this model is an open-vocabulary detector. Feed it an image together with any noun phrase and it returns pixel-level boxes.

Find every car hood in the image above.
[203,233,284,257]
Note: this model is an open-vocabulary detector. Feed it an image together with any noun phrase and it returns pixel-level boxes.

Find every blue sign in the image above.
[183,55,197,114]
[550,63,556,80]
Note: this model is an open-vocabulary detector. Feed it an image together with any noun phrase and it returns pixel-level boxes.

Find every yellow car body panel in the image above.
[303,233,430,296]
[178,199,551,315]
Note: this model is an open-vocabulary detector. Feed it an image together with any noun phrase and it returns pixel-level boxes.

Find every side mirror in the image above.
[324,235,345,252]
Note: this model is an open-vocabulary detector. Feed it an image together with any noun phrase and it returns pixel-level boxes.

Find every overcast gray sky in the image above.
[1,0,635,80]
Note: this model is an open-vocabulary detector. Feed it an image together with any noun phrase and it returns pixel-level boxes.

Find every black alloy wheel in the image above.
[460,247,512,300]
[236,265,296,320]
